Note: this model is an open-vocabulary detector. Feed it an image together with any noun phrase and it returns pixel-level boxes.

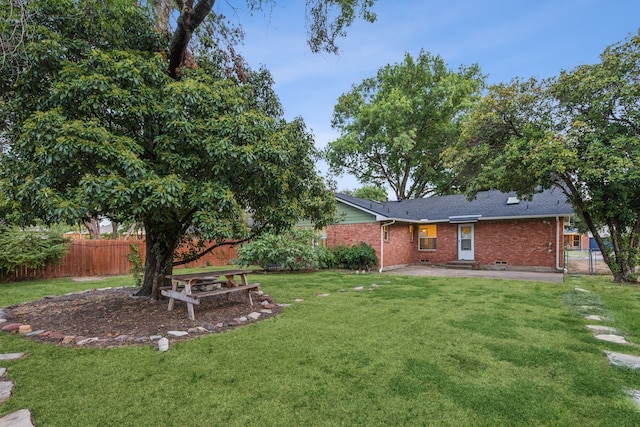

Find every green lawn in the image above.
[2,271,640,426]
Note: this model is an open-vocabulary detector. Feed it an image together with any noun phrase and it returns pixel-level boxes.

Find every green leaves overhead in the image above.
[450,30,640,283]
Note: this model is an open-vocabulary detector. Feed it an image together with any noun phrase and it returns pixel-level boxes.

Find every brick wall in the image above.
[326,222,382,258]
[473,219,562,269]
[326,217,565,271]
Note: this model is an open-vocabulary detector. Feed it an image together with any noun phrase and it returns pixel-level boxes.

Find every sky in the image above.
[222,0,640,192]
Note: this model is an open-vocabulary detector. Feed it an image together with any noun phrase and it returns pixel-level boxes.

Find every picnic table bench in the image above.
[161,269,260,320]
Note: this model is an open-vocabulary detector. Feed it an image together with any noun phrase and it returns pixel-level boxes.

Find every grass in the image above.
[2,271,640,425]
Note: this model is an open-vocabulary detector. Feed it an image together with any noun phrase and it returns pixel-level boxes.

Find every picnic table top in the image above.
[165,269,254,281]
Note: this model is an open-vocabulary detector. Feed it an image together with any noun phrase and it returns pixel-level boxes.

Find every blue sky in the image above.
[225,0,640,191]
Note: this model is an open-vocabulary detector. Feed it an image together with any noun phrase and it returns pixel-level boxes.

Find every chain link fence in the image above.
[564,249,611,275]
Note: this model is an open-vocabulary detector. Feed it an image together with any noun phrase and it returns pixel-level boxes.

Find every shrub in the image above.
[0,226,70,276]
[330,243,378,271]
[238,228,322,271]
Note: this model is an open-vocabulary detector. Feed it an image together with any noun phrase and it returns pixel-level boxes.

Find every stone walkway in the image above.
[574,287,640,408]
[0,352,34,427]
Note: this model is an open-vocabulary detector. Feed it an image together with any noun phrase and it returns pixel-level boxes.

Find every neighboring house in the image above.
[323,188,574,272]
[563,229,590,250]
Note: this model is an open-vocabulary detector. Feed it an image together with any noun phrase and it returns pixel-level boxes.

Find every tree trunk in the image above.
[83,217,101,240]
[136,223,181,299]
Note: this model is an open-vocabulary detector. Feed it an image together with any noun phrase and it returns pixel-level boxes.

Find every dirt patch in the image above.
[4,287,281,347]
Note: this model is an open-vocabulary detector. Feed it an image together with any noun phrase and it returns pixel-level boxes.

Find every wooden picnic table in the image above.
[161,269,260,320]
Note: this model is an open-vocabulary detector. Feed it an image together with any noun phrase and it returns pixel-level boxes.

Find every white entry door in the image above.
[458,224,475,260]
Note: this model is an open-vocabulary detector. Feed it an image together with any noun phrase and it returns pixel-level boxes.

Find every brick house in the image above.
[324,188,574,272]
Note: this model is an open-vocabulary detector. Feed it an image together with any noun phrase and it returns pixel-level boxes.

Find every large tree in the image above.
[0,0,377,297]
[448,31,640,283]
[325,50,484,200]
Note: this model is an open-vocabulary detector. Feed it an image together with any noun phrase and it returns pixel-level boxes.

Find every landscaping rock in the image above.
[260,309,273,314]
[24,330,45,337]
[61,336,76,345]
[2,323,22,332]
[626,389,640,408]
[595,334,630,345]
[586,325,618,334]
[167,331,188,337]
[247,312,261,321]
[0,353,25,361]
[76,337,99,346]
[605,351,640,369]
[263,303,275,309]
[187,328,200,334]
[0,409,34,427]
[47,332,66,342]
[149,335,163,341]
[0,381,13,402]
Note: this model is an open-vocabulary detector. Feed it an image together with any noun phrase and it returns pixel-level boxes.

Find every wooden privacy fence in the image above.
[4,239,238,281]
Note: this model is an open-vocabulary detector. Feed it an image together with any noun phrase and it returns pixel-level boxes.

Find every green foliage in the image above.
[326,50,484,200]
[331,242,378,270]
[341,184,388,201]
[449,30,640,283]
[127,244,144,287]
[0,0,343,295]
[0,226,69,276]
[237,228,322,271]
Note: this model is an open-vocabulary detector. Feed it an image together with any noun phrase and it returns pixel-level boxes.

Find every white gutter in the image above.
[379,220,396,273]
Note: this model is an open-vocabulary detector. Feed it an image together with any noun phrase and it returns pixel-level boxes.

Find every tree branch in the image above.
[168,0,216,79]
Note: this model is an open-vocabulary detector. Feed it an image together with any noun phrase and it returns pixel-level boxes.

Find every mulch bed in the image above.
[3,287,282,348]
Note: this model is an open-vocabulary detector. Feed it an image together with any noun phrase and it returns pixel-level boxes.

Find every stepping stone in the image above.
[0,409,35,427]
[626,389,640,408]
[0,353,25,361]
[0,368,5,377]
[586,325,618,334]
[596,334,630,344]
[293,299,304,302]
[317,293,330,297]
[605,351,640,369]
[575,287,590,292]
[585,315,602,321]
[0,381,13,402]
[353,286,364,291]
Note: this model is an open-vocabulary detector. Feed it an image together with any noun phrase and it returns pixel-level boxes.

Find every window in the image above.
[564,234,580,248]
[409,225,414,242]
[383,225,389,241]
[419,225,437,250]
[317,227,328,248]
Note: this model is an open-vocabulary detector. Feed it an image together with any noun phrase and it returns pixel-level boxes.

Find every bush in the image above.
[238,228,322,271]
[330,243,378,271]
[0,226,70,276]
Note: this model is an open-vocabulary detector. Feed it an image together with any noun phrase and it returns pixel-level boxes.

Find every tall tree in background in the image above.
[325,50,484,200]
[448,31,640,283]
[0,0,377,297]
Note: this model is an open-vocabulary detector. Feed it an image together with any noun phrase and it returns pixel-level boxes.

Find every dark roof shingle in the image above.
[337,188,573,222]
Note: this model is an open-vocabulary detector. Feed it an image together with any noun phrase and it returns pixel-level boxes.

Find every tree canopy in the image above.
[448,30,640,283]
[325,50,484,200]
[0,0,377,296]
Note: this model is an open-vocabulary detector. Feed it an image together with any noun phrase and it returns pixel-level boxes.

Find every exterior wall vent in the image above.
[495,260,508,265]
